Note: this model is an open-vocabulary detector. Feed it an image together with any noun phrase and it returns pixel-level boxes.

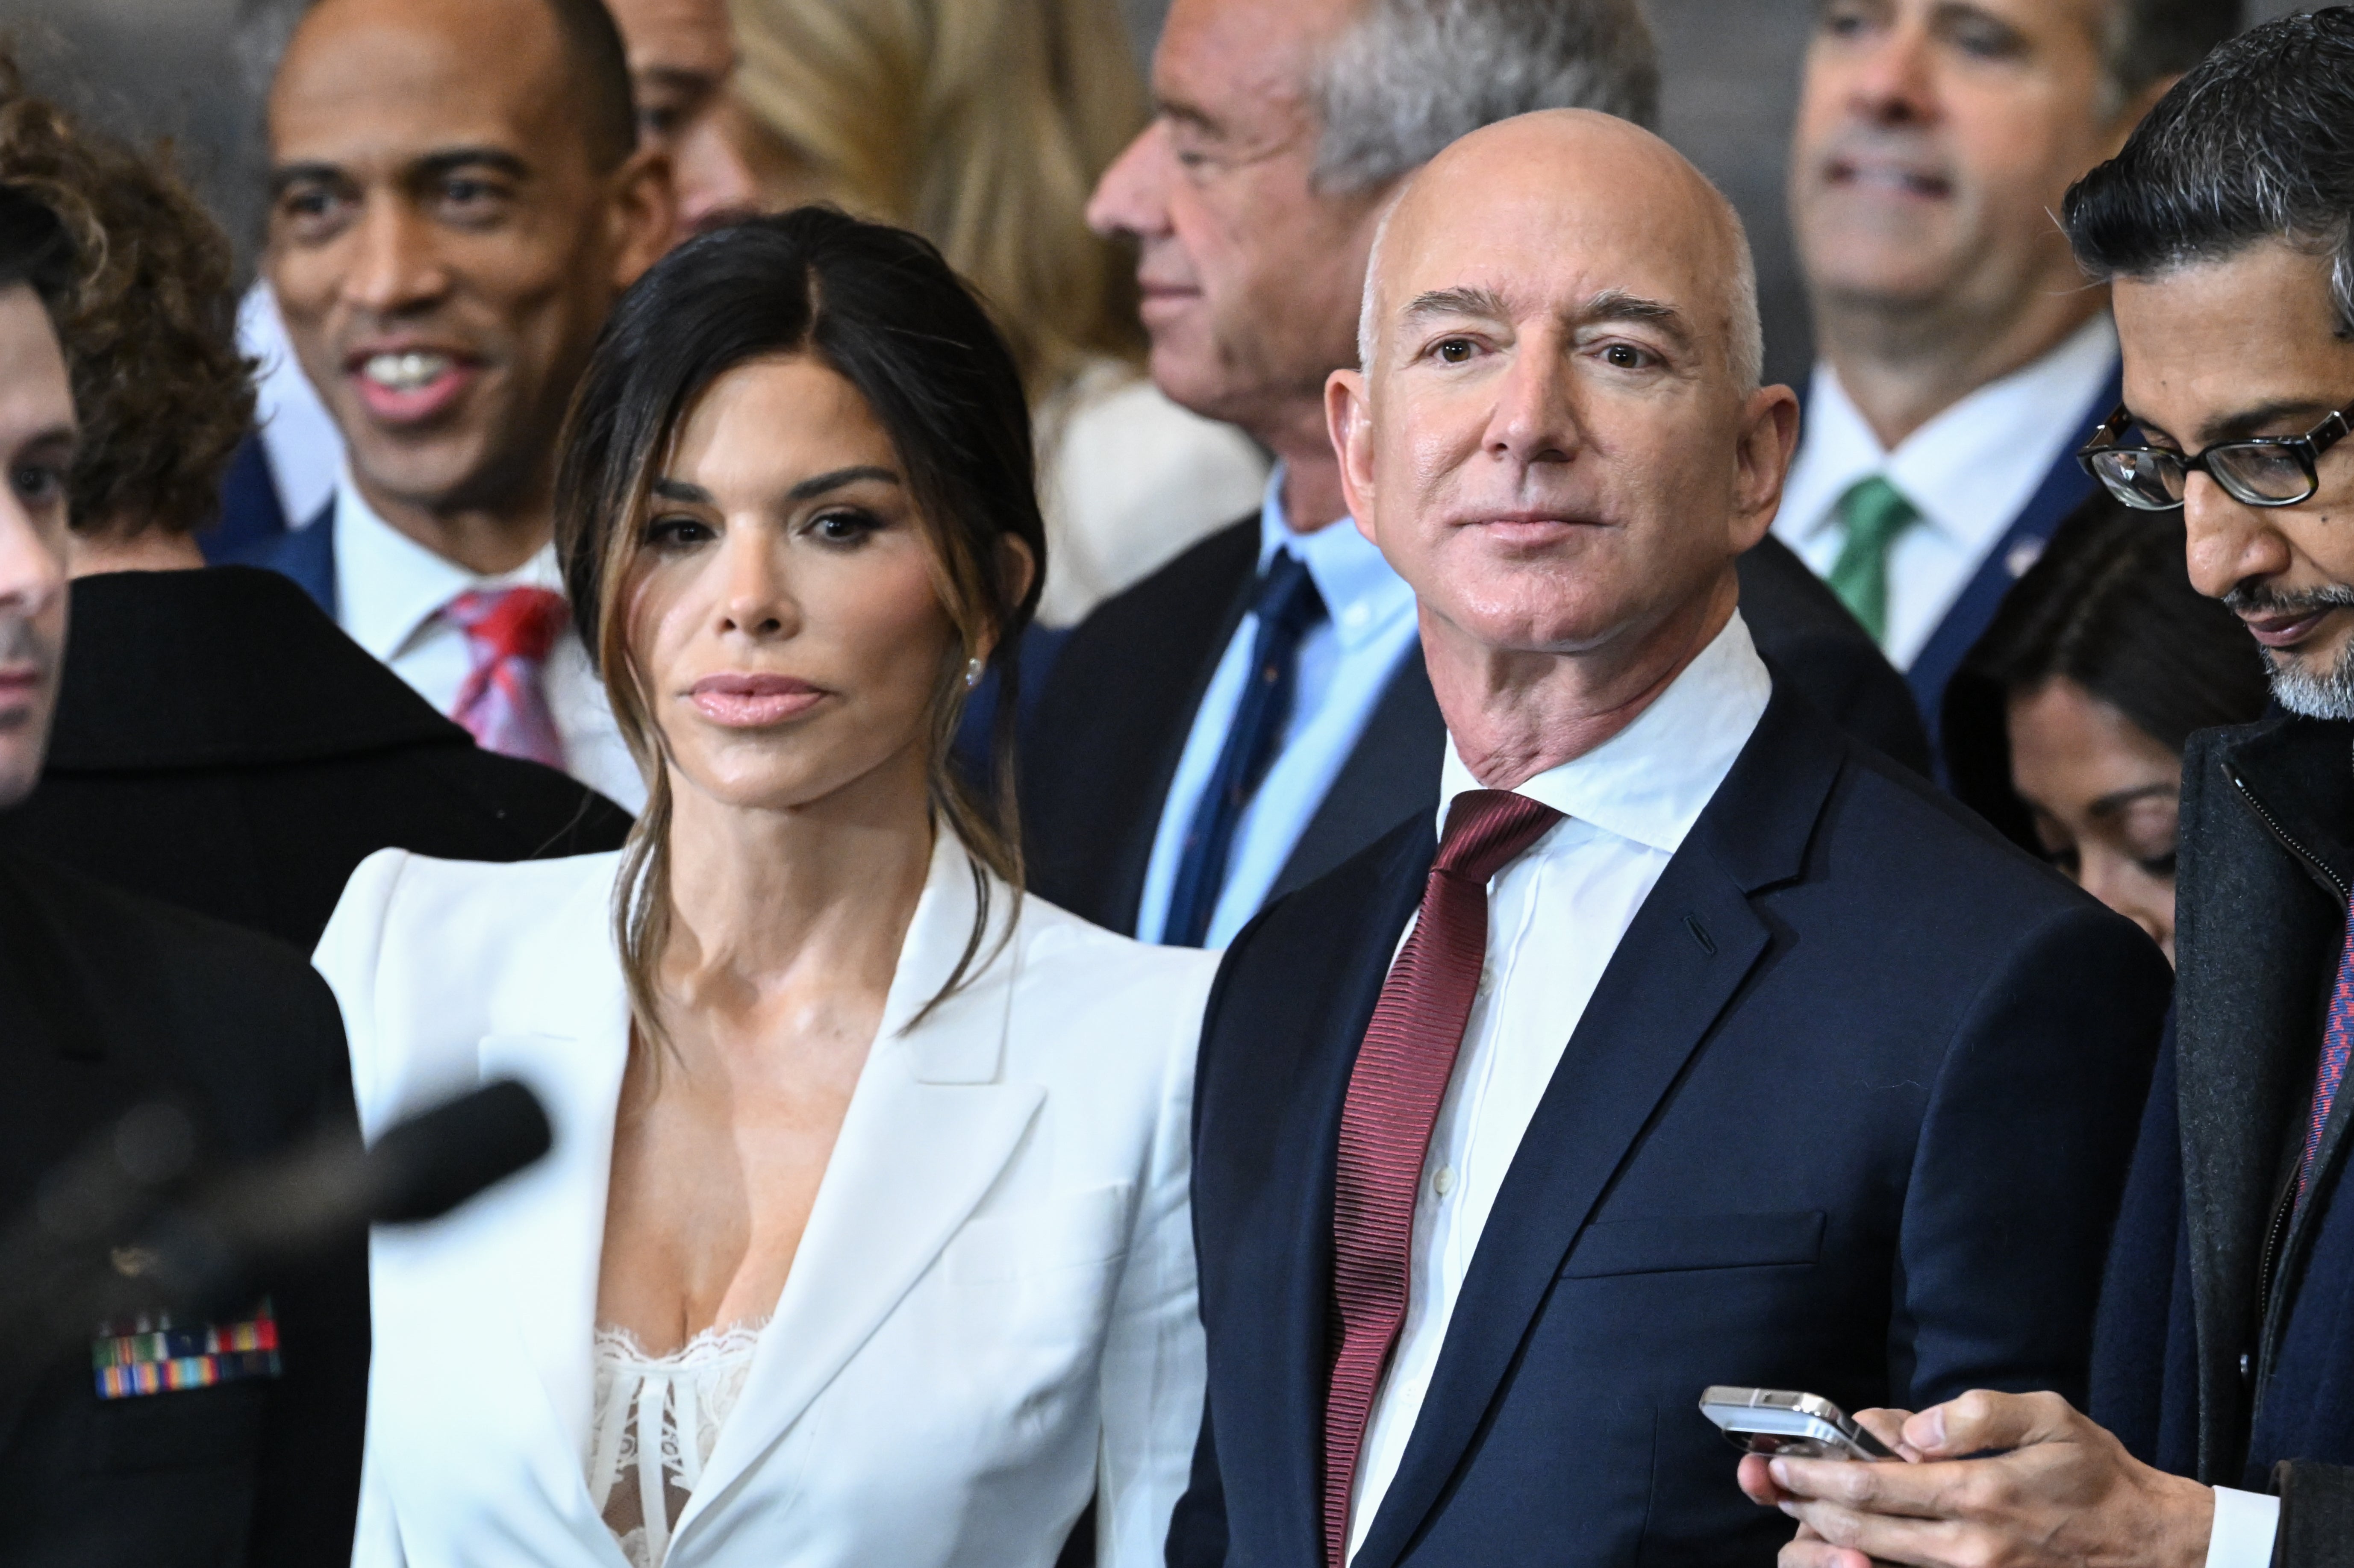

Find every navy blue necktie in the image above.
[1163,550,1328,947]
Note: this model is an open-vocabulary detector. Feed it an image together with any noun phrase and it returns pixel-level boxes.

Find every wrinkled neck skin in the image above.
[1427,567,1739,792]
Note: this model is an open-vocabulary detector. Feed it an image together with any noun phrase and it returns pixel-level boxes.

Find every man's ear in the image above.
[1730,383,1801,552]
[609,149,678,292]
[1328,367,1379,545]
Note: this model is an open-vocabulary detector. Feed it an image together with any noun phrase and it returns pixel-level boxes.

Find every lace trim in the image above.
[587,1316,770,1568]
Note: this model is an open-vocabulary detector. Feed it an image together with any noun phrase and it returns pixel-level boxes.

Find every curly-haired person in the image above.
[0,65,632,957]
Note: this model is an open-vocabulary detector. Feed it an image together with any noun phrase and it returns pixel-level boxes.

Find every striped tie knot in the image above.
[1434,788,1565,885]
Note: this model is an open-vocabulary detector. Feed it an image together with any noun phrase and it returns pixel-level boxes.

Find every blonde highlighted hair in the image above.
[727,0,1148,397]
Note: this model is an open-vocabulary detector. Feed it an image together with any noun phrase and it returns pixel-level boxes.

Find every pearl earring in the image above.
[964,656,985,690]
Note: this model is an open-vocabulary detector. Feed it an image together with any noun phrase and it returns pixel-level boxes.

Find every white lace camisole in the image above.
[587,1317,769,1568]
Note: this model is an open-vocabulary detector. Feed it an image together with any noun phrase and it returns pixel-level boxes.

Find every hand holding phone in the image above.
[1698,1386,1897,1461]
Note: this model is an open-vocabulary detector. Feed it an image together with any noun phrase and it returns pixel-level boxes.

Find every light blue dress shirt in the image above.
[1135,466,1423,948]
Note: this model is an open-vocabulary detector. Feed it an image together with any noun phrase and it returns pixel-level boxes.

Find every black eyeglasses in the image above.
[2077,398,2354,511]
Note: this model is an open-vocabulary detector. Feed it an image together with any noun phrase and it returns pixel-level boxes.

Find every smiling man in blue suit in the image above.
[1169,110,2172,1568]
[1770,0,2240,758]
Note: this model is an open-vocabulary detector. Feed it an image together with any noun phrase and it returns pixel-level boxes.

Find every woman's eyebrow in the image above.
[649,477,712,504]
[788,465,902,501]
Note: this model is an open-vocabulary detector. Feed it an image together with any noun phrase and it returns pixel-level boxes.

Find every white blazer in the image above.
[313,830,1217,1567]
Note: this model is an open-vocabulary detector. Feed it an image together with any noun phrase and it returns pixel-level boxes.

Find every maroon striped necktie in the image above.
[1322,788,1564,1567]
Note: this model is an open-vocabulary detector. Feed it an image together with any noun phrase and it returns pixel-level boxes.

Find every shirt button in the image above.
[1433,1166,1455,1197]
[1476,968,1495,998]
[1342,602,1371,630]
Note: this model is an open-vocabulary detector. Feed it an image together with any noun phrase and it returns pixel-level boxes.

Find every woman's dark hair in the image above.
[1942,490,2269,854]
[554,207,1045,1045]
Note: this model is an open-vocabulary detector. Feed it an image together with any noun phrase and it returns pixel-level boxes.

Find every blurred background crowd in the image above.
[0,0,2313,392]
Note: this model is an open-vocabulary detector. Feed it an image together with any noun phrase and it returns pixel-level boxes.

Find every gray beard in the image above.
[2266,643,2354,720]
[2226,584,2354,721]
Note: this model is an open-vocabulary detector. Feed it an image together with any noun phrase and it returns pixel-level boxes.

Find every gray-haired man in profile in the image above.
[1023,0,1929,956]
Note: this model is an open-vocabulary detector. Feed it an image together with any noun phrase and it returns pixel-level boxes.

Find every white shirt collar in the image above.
[333,469,565,664]
[1786,313,2118,554]
[1255,463,1418,651]
[1437,611,1772,857]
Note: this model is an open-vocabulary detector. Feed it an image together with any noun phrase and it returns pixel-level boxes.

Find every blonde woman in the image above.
[724,0,1268,625]
[318,211,1213,1566]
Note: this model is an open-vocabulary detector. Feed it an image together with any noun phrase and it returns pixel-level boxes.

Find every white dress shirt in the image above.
[1772,314,2118,669]
[2206,1486,2280,1566]
[1345,613,1773,1559]
[1136,466,1422,948]
[333,473,645,812]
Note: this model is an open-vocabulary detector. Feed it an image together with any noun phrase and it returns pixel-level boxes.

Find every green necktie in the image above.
[1825,475,1922,646]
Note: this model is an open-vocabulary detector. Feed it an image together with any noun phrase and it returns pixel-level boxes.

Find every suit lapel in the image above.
[1350,861,1770,1568]
[1352,691,1838,1568]
[672,837,1044,1546]
[1272,646,1442,905]
[1249,825,1435,1559]
[1105,518,1262,932]
[2176,723,2352,1474]
[477,1027,630,1452]
[471,868,635,1454]
[1904,368,2118,739]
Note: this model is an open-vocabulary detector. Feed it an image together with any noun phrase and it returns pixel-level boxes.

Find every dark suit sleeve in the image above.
[1893,902,2171,1410]
[2089,1012,2203,1476]
[1165,1395,1228,1568]
[246,964,369,1568]
[2276,1461,2354,1566]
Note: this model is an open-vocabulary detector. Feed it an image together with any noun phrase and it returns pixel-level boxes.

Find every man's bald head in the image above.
[1360,110,1762,393]
[1326,108,1799,768]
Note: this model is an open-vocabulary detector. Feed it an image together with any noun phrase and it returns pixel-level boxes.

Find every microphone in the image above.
[362,1078,554,1224]
[0,1080,551,1387]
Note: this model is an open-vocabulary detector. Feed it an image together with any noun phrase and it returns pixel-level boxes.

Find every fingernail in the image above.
[1918,1407,1946,1450]
[1769,1457,1790,1486]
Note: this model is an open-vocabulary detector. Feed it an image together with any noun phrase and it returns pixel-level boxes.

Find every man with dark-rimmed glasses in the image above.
[1741,12,2354,1567]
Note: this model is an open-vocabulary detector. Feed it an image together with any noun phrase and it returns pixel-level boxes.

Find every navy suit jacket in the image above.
[204,432,291,565]
[1173,682,2170,1567]
[232,498,338,617]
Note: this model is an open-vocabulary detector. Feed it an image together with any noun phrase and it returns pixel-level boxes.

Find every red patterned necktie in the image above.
[2301,903,2354,1198]
[443,587,570,771]
[1322,788,1564,1568]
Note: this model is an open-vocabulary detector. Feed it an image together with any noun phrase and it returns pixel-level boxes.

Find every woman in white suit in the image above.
[311,209,1216,1568]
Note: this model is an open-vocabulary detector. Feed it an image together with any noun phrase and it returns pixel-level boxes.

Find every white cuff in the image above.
[2205,1486,2281,1568]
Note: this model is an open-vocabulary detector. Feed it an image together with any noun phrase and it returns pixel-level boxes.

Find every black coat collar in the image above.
[44,567,464,773]
[2214,709,2354,905]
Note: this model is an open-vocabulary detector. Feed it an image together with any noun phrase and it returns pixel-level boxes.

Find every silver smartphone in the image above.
[1698,1386,1897,1461]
